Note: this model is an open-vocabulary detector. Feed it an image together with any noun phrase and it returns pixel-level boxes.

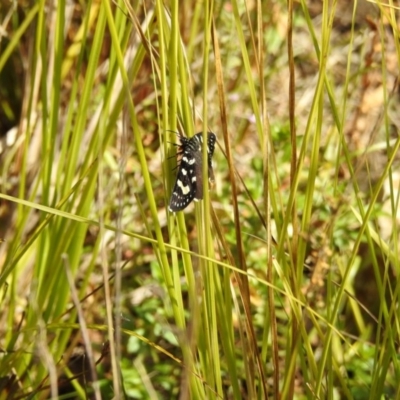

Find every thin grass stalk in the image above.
[0,192,248,273]
[161,0,191,341]
[30,0,49,326]
[320,152,400,396]
[110,1,130,384]
[44,3,107,367]
[379,0,400,379]
[200,0,223,396]
[63,256,101,400]
[186,1,203,64]
[0,5,40,73]
[306,2,335,396]
[257,0,278,396]
[44,0,65,204]
[280,3,333,396]
[6,1,90,383]
[148,0,171,203]
[56,7,93,187]
[221,1,271,396]
[211,208,242,399]
[46,169,99,367]
[369,14,400,396]
[105,1,203,396]
[102,3,128,397]
[286,0,297,396]
[212,16,255,400]
[62,11,104,193]
[161,1,204,395]
[316,11,400,392]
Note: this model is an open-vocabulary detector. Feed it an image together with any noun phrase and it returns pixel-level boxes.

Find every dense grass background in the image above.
[1,0,400,399]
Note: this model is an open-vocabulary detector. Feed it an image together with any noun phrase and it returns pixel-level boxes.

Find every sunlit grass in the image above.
[0,0,399,399]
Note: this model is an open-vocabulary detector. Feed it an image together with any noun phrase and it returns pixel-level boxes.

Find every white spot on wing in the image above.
[177,180,190,195]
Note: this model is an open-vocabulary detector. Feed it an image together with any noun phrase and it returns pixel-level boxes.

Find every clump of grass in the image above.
[0,0,399,399]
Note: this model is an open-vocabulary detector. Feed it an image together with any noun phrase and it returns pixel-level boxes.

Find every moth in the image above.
[169,132,216,212]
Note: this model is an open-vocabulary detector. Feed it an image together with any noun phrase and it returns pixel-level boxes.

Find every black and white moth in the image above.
[169,131,216,212]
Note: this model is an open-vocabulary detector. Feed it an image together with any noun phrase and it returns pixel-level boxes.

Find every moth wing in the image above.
[207,132,216,185]
[169,152,197,211]
[195,132,216,198]
[193,151,203,201]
